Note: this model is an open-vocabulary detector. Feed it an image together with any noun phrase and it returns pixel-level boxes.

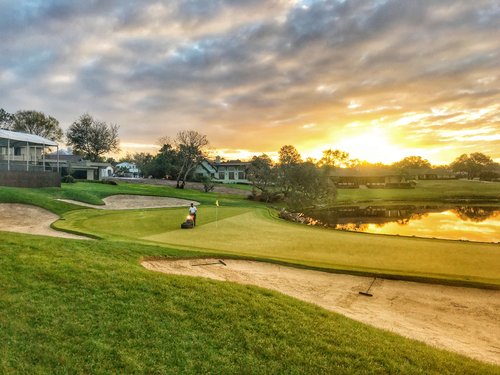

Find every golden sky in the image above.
[1,1,499,164]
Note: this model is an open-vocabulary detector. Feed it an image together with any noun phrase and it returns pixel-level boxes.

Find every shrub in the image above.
[102,179,118,185]
[61,175,75,183]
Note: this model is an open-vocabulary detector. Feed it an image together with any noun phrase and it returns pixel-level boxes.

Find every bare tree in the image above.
[174,130,209,189]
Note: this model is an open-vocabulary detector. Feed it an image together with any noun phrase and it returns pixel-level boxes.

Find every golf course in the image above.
[1,180,499,374]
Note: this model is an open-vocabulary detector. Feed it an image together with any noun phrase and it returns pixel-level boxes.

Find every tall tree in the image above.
[247,154,277,201]
[278,145,303,195]
[284,161,337,210]
[0,108,14,129]
[393,156,431,170]
[12,110,63,141]
[450,153,494,179]
[317,149,350,169]
[174,130,209,189]
[66,113,120,161]
[155,142,179,179]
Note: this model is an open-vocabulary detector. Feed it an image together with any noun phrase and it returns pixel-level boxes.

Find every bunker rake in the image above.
[192,260,227,267]
[359,277,376,297]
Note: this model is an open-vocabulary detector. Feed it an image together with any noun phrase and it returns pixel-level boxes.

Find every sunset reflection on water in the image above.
[339,210,500,243]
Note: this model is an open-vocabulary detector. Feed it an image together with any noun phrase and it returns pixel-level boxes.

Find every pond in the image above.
[303,206,500,243]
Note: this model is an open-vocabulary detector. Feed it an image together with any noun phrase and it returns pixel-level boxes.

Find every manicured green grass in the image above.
[1,231,498,374]
[336,180,500,205]
[55,206,500,288]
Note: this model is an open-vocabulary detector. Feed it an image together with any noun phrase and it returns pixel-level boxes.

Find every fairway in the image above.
[55,205,500,287]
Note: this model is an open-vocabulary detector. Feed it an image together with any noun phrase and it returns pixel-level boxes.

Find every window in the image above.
[228,172,235,180]
[218,172,225,180]
[238,171,245,180]
[14,147,22,156]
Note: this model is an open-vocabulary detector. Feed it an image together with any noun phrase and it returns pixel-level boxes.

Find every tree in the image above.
[174,130,209,189]
[284,161,337,210]
[66,114,120,162]
[317,149,350,170]
[11,110,63,141]
[393,156,431,170]
[0,108,14,129]
[155,142,180,179]
[247,154,278,201]
[450,153,494,179]
[278,145,303,195]
[278,145,302,166]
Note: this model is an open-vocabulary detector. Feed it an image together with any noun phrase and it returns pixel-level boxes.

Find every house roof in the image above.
[214,159,251,166]
[329,167,397,177]
[0,129,58,147]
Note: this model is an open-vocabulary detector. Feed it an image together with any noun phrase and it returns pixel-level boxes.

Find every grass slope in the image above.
[1,232,498,374]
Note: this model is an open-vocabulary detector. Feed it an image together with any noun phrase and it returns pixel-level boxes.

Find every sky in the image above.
[1,0,499,165]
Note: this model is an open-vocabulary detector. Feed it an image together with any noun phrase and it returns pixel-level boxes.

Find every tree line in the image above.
[2,108,498,187]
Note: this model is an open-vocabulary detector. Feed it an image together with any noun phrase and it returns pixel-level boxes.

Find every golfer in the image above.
[188,203,197,226]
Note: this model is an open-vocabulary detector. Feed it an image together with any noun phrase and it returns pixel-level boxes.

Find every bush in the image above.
[102,179,118,185]
[61,175,75,183]
[479,171,499,181]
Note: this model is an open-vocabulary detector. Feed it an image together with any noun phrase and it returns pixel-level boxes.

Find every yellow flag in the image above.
[216,200,219,206]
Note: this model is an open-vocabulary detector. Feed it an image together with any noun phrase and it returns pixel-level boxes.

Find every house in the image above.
[115,162,140,178]
[193,156,251,184]
[329,168,412,188]
[45,153,113,181]
[0,129,61,187]
[401,167,456,180]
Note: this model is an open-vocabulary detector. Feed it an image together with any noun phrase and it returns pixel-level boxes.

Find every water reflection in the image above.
[304,206,500,243]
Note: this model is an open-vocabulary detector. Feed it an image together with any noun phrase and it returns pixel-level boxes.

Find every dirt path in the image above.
[59,195,199,210]
[0,204,89,239]
[142,258,500,365]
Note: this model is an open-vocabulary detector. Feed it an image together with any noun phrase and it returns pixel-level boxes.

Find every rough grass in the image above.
[1,231,498,374]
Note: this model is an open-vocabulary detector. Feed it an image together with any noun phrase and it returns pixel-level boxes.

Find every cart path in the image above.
[143,258,500,365]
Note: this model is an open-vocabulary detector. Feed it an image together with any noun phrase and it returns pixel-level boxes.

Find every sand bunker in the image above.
[0,204,89,239]
[142,258,500,365]
[59,195,198,210]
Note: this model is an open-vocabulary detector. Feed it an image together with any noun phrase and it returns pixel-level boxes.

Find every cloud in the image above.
[0,0,498,163]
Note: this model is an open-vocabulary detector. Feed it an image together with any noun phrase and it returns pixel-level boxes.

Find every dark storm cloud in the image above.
[0,0,499,161]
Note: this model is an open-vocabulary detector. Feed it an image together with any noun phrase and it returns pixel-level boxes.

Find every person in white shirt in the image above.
[188,203,197,226]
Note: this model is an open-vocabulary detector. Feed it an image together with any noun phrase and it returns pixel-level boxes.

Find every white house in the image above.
[194,156,251,184]
[0,129,61,187]
[45,153,114,181]
[115,162,140,178]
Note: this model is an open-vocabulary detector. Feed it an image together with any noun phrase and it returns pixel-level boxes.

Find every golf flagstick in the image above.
[215,200,219,228]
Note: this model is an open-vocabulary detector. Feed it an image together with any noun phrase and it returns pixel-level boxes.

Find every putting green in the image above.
[55,206,500,287]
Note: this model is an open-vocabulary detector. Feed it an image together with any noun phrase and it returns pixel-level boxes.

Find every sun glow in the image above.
[335,130,405,164]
